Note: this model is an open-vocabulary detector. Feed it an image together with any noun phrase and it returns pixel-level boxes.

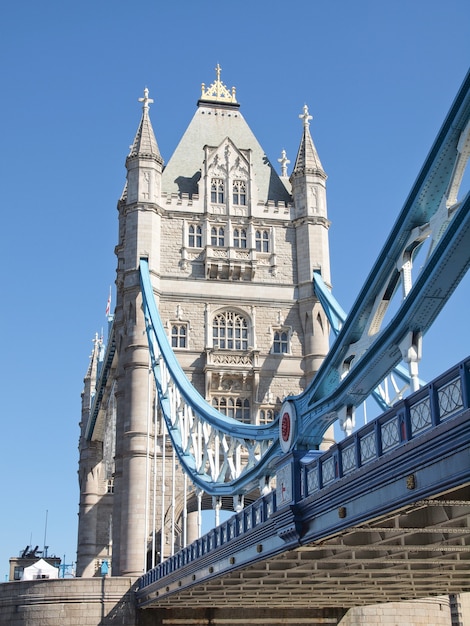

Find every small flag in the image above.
[105,287,111,317]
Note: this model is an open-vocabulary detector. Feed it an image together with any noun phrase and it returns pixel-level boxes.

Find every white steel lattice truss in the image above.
[138,70,470,496]
[141,259,280,497]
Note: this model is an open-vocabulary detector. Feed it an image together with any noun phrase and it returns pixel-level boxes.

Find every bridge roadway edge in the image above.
[136,405,470,615]
[0,576,457,625]
[299,406,470,545]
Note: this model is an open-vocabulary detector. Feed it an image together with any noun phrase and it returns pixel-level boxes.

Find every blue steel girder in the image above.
[313,271,421,412]
[140,259,281,496]
[138,70,470,493]
[285,69,470,448]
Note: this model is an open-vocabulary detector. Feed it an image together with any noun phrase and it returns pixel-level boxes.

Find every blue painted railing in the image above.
[139,356,470,590]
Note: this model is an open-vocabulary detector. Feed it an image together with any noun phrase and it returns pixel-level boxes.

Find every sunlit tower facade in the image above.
[77,67,332,577]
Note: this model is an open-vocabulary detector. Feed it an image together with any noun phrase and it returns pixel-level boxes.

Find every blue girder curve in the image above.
[140,258,281,496]
[98,70,470,498]
[285,69,470,447]
[313,271,420,411]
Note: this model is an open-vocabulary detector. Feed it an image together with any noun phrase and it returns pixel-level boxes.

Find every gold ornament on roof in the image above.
[201,64,237,103]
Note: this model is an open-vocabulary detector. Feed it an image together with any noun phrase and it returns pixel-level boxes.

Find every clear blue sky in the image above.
[0,0,469,579]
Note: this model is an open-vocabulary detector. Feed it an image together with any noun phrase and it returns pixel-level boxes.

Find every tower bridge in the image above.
[137,357,470,609]
[74,66,470,625]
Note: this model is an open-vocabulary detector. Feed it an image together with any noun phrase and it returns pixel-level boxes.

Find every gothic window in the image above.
[188,224,202,248]
[259,408,275,424]
[211,178,225,204]
[232,180,247,205]
[273,330,289,354]
[255,229,270,252]
[213,396,251,423]
[211,226,225,246]
[171,324,187,348]
[233,228,247,249]
[213,311,248,350]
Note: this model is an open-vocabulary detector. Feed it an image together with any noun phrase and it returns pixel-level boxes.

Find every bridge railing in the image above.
[139,356,469,591]
[139,489,277,588]
[301,357,470,497]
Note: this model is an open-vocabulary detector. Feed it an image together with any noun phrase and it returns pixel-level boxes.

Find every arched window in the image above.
[213,311,248,350]
[273,330,289,354]
[232,180,247,205]
[211,226,225,247]
[233,228,247,249]
[259,408,275,424]
[188,224,202,248]
[171,324,187,348]
[255,230,270,252]
[211,178,225,204]
[213,396,251,423]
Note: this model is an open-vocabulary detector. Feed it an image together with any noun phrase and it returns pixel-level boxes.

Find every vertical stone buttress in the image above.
[113,91,164,576]
[291,105,331,384]
[77,337,112,576]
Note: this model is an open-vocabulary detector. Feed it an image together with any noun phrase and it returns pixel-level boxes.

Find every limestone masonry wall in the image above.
[0,580,468,626]
[0,577,137,626]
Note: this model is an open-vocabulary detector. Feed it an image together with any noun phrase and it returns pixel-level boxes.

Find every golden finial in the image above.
[200,65,237,104]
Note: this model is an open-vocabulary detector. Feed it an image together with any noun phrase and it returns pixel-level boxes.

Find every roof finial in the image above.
[278,149,290,177]
[138,87,154,111]
[300,104,312,128]
[200,65,237,104]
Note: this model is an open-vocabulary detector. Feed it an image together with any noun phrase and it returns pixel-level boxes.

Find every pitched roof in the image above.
[161,102,290,203]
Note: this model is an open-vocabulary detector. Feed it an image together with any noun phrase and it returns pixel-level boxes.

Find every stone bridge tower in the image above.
[77,67,333,577]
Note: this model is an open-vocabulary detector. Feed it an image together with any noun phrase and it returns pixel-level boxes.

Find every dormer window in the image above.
[233,180,246,205]
[211,178,225,203]
[233,228,247,249]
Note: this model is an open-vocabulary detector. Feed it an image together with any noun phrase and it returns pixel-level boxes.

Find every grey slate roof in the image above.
[161,102,291,204]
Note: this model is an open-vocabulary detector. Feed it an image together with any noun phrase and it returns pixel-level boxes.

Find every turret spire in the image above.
[292,104,325,176]
[128,87,162,163]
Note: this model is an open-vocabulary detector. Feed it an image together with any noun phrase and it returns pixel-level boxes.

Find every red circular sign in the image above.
[281,412,291,442]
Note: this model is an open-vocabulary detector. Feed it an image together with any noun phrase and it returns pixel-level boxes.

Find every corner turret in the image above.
[291,105,331,382]
[125,88,163,205]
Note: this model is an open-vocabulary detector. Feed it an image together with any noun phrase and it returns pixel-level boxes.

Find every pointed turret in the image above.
[290,104,328,220]
[292,105,325,175]
[127,88,162,161]
[125,88,163,205]
[291,104,331,383]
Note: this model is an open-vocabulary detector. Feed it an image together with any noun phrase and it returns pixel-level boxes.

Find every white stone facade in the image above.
[77,70,331,578]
